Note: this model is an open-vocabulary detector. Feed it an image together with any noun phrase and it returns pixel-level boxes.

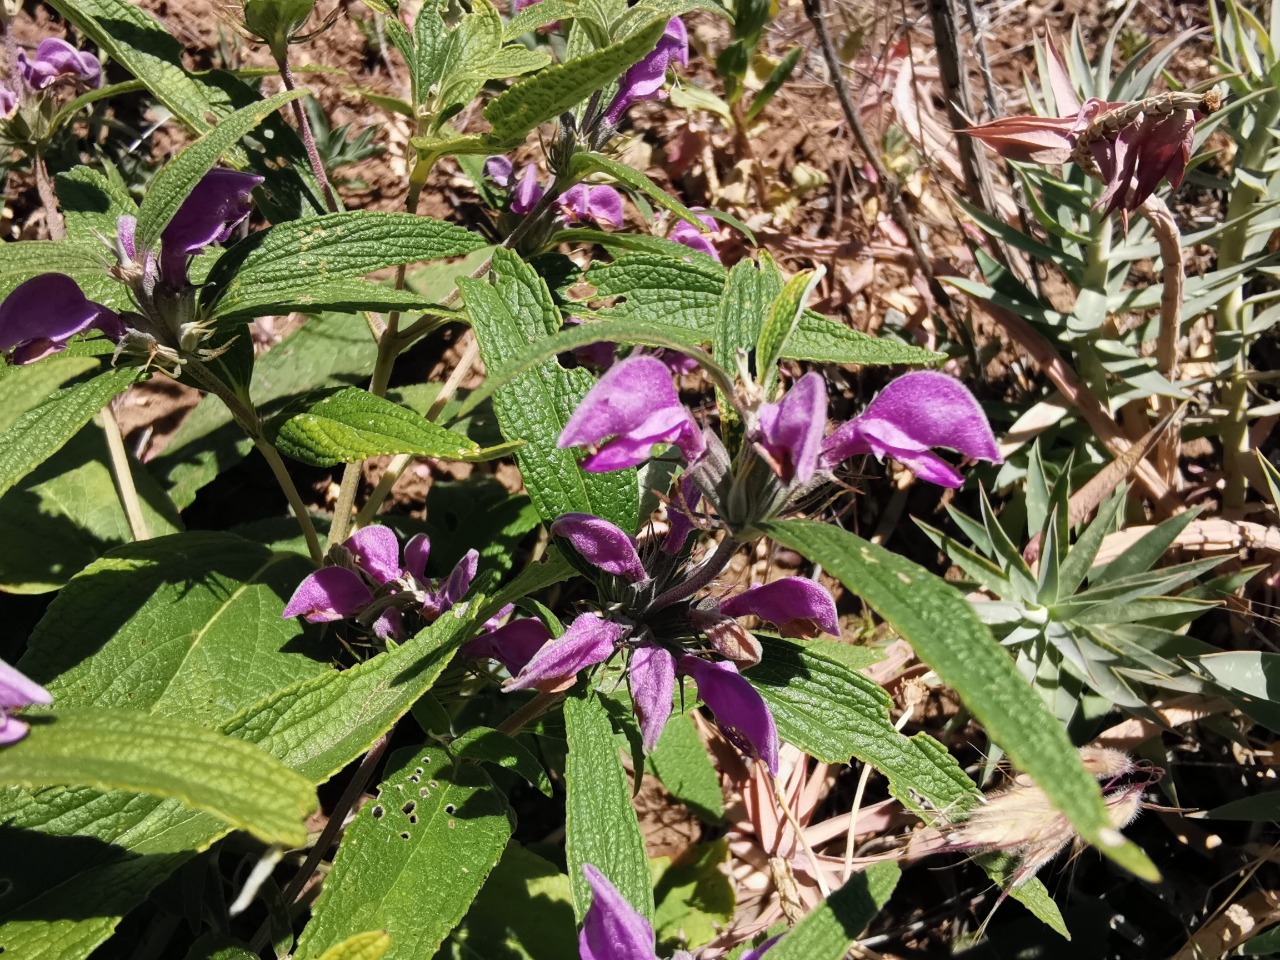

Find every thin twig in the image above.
[33,153,65,241]
[801,0,977,367]
[1138,194,1185,488]
[101,402,150,541]
[278,57,340,213]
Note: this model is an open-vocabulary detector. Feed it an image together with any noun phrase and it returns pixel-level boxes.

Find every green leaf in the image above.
[293,747,513,960]
[758,519,1159,882]
[0,240,108,288]
[716,257,770,380]
[743,43,802,122]
[265,386,516,467]
[135,88,305,252]
[19,531,329,724]
[0,608,482,960]
[315,933,393,960]
[764,861,899,960]
[757,267,823,385]
[504,0,581,39]
[646,711,724,822]
[0,422,182,594]
[460,248,638,531]
[2,708,314,847]
[448,844,577,960]
[568,151,706,230]
[204,212,488,319]
[451,726,554,796]
[564,689,653,923]
[152,314,376,509]
[483,17,667,142]
[0,365,141,500]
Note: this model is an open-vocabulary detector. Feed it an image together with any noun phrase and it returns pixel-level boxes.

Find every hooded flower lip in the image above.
[159,168,264,285]
[819,371,1001,488]
[603,17,689,126]
[560,355,706,471]
[0,86,16,119]
[464,616,553,675]
[282,566,374,622]
[551,513,648,583]
[718,577,840,639]
[484,155,515,188]
[504,612,625,693]
[0,273,125,365]
[629,644,676,750]
[671,210,721,261]
[579,864,659,960]
[0,659,52,746]
[559,184,625,229]
[754,371,827,485]
[344,525,402,585]
[679,655,779,776]
[510,164,548,216]
[19,38,102,90]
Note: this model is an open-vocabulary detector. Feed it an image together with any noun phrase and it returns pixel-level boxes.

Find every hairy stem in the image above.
[101,403,150,541]
[1139,195,1185,488]
[278,56,340,213]
[33,152,65,241]
[185,359,323,562]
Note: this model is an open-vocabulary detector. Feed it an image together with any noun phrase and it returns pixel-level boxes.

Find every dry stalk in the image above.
[1138,194,1187,488]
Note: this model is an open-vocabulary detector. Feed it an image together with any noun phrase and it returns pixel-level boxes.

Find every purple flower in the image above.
[281,528,478,639]
[0,273,125,365]
[559,184,625,229]
[671,211,721,261]
[485,155,515,188]
[663,471,702,555]
[560,355,706,471]
[718,576,839,639]
[754,371,827,485]
[579,864,659,960]
[630,644,676,750]
[679,656,778,775]
[19,38,101,90]
[551,513,648,583]
[604,18,688,126]
[819,371,1001,487]
[0,659,52,745]
[504,612,625,693]
[159,168,263,285]
[464,617,553,675]
[510,164,547,216]
[0,85,16,119]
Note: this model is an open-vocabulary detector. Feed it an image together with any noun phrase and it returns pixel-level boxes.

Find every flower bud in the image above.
[242,0,316,59]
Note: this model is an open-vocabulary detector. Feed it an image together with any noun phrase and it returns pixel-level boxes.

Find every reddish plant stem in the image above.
[278,56,340,213]
[1138,194,1185,489]
[33,152,65,240]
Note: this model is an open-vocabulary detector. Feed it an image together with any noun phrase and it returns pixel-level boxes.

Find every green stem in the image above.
[1216,91,1280,508]
[185,360,323,562]
[1077,214,1113,404]
[497,691,564,736]
[101,403,150,541]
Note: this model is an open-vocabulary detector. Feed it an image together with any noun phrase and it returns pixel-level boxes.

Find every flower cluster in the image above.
[603,18,689,128]
[0,168,261,366]
[0,659,51,745]
[2,37,101,121]
[580,864,777,960]
[468,511,841,771]
[282,526,481,641]
[486,157,627,230]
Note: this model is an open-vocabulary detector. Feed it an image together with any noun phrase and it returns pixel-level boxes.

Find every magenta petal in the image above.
[603,17,688,126]
[561,355,703,470]
[719,577,839,637]
[630,644,676,750]
[282,567,373,622]
[0,659,52,710]
[504,612,623,692]
[403,533,431,583]
[159,168,263,284]
[756,372,827,484]
[559,184,624,229]
[0,716,30,744]
[680,656,779,775]
[0,86,17,119]
[0,273,124,364]
[464,617,552,674]
[20,38,101,89]
[511,164,546,216]
[662,472,701,555]
[551,513,647,583]
[438,549,479,609]
[344,526,402,584]
[820,371,1000,485]
[579,864,659,960]
[485,155,514,187]
[372,607,405,641]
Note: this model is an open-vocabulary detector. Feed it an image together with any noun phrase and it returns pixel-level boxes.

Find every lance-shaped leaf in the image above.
[293,747,513,960]
[763,862,899,960]
[0,707,314,847]
[757,518,1159,882]
[265,387,520,467]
